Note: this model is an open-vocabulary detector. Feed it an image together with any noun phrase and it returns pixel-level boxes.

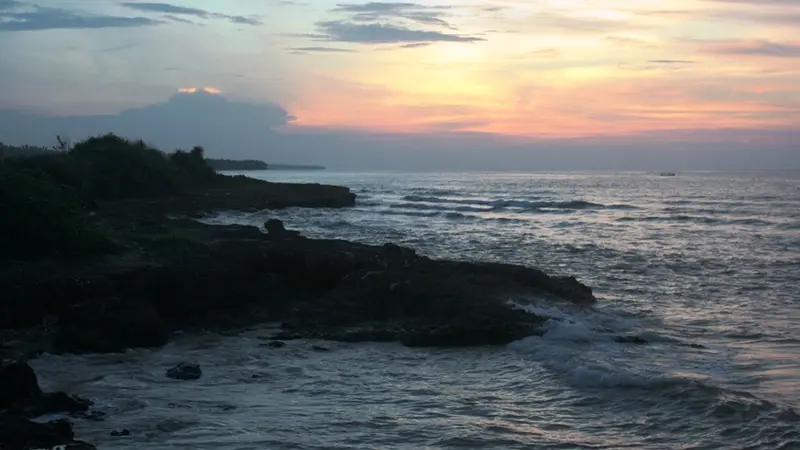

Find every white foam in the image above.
[540,319,599,343]
[505,299,679,389]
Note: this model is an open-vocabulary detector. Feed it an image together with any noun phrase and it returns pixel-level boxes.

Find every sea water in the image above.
[31,170,800,449]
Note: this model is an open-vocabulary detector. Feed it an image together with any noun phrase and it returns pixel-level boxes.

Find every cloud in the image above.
[0,90,293,151]
[0,90,797,171]
[648,60,695,64]
[120,2,262,26]
[605,35,644,46]
[710,8,800,25]
[399,42,430,48]
[287,46,355,53]
[96,42,143,53]
[163,14,196,24]
[703,40,800,58]
[527,48,560,57]
[334,2,452,27]
[527,12,641,34]
[0,5,162,31]
[317,20,484,44]
[313,2,482,45]
[703,0,800,5]
[0,0,21,10]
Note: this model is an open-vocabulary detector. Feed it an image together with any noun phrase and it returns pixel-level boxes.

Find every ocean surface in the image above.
[31,170,800,449]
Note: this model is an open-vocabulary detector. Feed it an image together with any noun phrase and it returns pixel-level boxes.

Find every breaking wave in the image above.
[399,195,636,212]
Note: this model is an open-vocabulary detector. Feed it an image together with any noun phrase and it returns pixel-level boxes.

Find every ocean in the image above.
[30,170,800,449]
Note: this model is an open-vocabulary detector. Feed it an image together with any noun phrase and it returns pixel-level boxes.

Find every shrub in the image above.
[4,133,219,202]
[0,165,116,260]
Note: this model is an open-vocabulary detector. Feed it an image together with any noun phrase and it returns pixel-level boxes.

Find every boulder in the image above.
[166,362,202,380]
[261,340,286,349]
[0,360,98,449]
[11,392,91,419]
[0,414,76,450]
[54,297,168,354]
[264,219,300,238]
[0,359,42,409]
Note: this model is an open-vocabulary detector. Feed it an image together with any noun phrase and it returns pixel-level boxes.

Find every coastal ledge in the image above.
[94,175,357,219]
[1,210,595,357]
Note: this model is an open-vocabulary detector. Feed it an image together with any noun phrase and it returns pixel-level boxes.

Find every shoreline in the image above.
[1,168,597,449]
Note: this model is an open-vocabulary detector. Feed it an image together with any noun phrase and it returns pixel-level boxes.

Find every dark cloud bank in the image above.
[0,92,797,171]
[0,1,261,31]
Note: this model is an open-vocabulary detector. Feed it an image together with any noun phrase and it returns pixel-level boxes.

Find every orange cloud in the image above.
[177,87,223,94]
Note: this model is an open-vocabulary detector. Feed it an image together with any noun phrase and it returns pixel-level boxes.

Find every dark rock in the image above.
[0,359,42,408]
[377,243,417,268]
[0,414,95,449]
[613,335,649,345]
[12,392,91,418]
[166,362,202,380]
[111,429,131,437]
[2,194,596,351]
[77,410,107,422]
[683,342,707,349]
[310,345,330,352]
[401,321,540,348]
[265,219,300,238]
[61,441,98,449]
[261,340,286,348]
[0,414,75,450]
[269,331,302,341]
[54,297,168,354]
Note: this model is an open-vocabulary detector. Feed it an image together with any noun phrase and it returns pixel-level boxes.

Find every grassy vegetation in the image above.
[0,133,222,260]
[0,164,117,259]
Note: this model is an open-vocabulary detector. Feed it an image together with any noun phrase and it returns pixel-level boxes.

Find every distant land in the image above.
[206,158,268,171]
[1,142,326,171]
[268,164,325,170]
[204,160,326,171]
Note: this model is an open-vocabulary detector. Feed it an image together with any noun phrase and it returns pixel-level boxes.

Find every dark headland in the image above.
[205,158,268,171]
[0,134,596,449]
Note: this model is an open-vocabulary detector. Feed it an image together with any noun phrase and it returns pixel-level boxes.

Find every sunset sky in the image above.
[0,0,797,168]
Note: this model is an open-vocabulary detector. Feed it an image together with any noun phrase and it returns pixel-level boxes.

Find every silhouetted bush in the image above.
[0,133,228,260]
[0,165,116,260]
[5,133,219,202]
[169,146,216,185]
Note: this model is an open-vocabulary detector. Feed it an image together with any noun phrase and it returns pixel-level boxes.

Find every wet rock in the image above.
[62,441,99,449]
[310,345,331,352]
[54,297,168,354]
[0,414,76,450]
[260,340,286,348]
[400,321,540,348]
[12,392,91,418]
[377,243,417,268]
[265,219,300,238]
[166,362,202,380]
[0,359,42,408]
[79,410,107,422]
[613,335,649,345]
[111,429,131,437]
[2,199,596,351]
[683,342,707,349]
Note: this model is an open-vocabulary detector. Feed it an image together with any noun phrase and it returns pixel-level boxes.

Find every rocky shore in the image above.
[0,176,596,449]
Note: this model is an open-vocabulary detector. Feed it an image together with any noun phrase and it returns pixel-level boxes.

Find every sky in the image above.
[0,0,798,170]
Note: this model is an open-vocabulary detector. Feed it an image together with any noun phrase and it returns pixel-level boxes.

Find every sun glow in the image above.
[178,87,222,94]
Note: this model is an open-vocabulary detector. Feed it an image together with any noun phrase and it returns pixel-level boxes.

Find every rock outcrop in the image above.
[0,359,97,449]
[1,216,595,353]
[166,363,202,381]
